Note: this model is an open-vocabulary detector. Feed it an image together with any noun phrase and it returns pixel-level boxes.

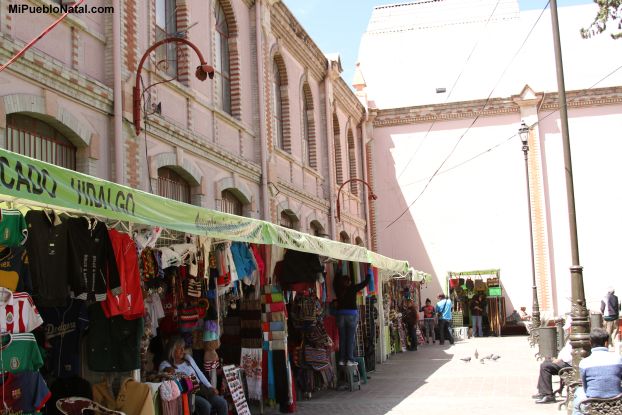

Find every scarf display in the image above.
[240,348,263,401]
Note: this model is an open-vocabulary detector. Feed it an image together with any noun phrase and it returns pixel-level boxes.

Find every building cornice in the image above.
[334,78,366,121]
[145,116,262,183]
[0,35,113,114]
[374,86,622,127]
[270,3,327,81]
[276,179,330,212]
[338,210,367,228]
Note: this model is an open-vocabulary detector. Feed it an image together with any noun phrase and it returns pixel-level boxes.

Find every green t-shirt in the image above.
[0,210,27,247]
[0,333,43,373]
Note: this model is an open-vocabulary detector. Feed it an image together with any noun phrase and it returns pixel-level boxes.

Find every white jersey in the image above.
[0,290,43,333]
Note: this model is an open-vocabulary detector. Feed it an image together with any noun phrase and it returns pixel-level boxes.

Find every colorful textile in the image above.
[0,290,43,333]
[0,209,27,247]
[0,372,51,413]
[0,332,43,373]
[241,348,262,401]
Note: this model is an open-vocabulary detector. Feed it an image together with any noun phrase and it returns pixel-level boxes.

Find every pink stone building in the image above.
[0,0,372,245]
[358,0,622,316]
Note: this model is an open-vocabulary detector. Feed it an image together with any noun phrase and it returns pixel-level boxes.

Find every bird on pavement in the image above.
[492,355,501,361]
[480,358,485,364]
[460,357,471,362]
[474,349,479,359]
[482,354,493,360]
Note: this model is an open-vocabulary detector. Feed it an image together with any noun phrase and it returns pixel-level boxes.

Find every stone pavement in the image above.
[288,335,564,415]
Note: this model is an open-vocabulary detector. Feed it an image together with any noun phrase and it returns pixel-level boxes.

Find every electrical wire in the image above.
[384,1,551,230]
[396,0,503,181]
[381,60,622,228]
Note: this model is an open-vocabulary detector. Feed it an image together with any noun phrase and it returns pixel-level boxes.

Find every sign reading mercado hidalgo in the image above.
[0,147,408,273]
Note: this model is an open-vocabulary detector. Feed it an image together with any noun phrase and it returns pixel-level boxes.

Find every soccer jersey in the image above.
[0,246,32,293]
[39,299,88,378]
[25,210,70,307]
[0,209,27,247]
[0,372,51,414]
[0,290,43,333]
[0,332,43,373]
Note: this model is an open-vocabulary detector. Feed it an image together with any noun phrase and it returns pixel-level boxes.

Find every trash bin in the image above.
[590,312,603,330]
[538,327,558,360]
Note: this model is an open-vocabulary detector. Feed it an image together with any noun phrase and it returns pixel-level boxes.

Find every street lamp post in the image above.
[519,121,541,346]
[336,178,377,222]
[549,0,590,370]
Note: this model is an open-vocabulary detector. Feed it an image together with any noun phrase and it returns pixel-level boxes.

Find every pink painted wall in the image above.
[373,104,622,316]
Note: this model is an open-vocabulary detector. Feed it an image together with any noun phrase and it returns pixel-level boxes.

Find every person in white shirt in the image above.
[533,320,573,404]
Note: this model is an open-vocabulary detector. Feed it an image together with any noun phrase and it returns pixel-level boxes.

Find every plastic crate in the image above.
[488,286,502,297]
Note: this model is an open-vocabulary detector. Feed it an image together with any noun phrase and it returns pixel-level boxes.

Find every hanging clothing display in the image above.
[39,299,88,378]
[0,371,51,413]
[0,208,27,247]
[24,210,70,307]
[0,332,43,373]
[67,217,121,301]
[92,378,155,415]
[0,246,31,292]
[0,289,42,333]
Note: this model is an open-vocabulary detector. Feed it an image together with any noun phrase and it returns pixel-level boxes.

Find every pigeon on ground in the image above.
[480,358,485,364]
[482,354,493,360]
[460,357,471,362]
[474,349,479,359]
[492,355,501,361]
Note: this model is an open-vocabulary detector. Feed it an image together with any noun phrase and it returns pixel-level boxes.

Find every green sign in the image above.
[0,147,409,273]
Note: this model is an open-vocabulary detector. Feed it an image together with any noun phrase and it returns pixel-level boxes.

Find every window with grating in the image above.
[5,114,76,170]
[272,60,284,149]
[302,98,310,166]
[157,167,190,203]
[215,1,231,115]
[155,0,177,78]
[216,190,243,216]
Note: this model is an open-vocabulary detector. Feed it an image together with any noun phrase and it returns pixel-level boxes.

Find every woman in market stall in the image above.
[160,337,228,415]
[333,271,370,366]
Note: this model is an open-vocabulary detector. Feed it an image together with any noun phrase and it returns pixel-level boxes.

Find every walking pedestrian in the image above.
[600,287,619,349]
[421,298,436,344]
[435,294,454,345]
[403,299,419,351]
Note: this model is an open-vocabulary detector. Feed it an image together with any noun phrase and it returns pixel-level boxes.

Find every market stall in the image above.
[446,269,505,337]
[0,147,413,414]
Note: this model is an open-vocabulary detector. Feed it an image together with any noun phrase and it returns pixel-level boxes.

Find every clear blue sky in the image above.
[283,0,595,84]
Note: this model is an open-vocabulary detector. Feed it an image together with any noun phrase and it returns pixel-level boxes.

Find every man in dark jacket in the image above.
[334,272,370,366]
[601,287,619,349]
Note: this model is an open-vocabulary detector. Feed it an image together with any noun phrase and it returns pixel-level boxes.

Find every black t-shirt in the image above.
[25,210,70,307]
[67,218,121,302]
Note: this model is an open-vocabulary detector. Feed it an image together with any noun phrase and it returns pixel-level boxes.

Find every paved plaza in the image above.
[289,335,563,415]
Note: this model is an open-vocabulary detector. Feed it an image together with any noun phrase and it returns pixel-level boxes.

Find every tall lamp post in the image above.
[519,121,541,346]
[550,0,589,370]
[336,178,377,222]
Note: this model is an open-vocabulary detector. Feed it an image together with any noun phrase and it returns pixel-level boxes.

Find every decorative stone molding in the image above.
[215,176,253,205]
[148,151,203,187]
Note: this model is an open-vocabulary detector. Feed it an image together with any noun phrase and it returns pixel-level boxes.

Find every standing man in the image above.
[600,287,619,349]
[403,299,419,351]
[435,294,454,346]
[572,328,622,414]
[470,294,484,337]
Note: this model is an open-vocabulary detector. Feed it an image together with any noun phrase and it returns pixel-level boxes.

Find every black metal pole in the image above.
[549,0,589,370]
[522,140,541,341]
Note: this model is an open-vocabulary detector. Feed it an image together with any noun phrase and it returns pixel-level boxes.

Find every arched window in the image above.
[214,1,231,114]
[157,167,190,203]
[333,112,343,184]
[155,0,177,77]
[310,220,325,237]
[302,83,316,168]
[339,231,350,243]
[280,210,298,230]
[218,189,243,216]
[272,59,284,150]
[5,114,76,170]
[355,236,365,247]
[347,128,358,195]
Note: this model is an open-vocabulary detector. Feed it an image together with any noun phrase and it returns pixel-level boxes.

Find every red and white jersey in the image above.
[0,291,43,333]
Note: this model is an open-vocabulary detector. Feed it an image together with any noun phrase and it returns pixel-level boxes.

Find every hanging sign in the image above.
[0,147,410,272]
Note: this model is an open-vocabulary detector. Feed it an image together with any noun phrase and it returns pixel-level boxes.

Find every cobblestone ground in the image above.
[269,336,564,415]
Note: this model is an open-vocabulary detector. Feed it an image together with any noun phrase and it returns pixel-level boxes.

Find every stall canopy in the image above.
[0,147,409,272]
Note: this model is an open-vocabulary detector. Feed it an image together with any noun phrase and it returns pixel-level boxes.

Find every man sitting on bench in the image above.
[573,327,622,414]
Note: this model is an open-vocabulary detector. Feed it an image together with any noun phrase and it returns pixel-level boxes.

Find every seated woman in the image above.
[159,337,228,415]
